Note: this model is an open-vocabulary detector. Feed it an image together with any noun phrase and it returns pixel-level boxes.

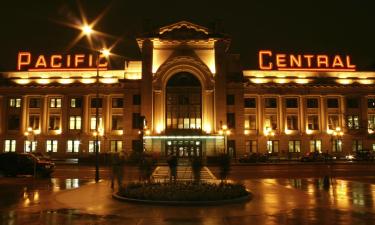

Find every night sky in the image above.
[1,0,374,71]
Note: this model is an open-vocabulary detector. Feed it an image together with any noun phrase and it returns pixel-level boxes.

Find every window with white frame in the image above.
[368,114,375,133]
[307,115,319,130]
[352,140,362,152]
[89,141,101,153]
[327,115,339,130]
[110,140,122,153]
[267,140,279,153]
[69,116,82,130]
[49,115,61,130]
[347,115,360,130]
[332,139,342,152]
[90,117,103,130]
[9,98,21,108]
[286,115,298,130]
[28,115,40,130]
[67,140,80,153]
[46,140,58,153]
[4,140,16,152]
[288,140,301,153]
[50,98,62,108]
[245,140,257,153]
[70,98,82,108]
[244,115,256,130]
[310,140,322,153]
[24,141,37,152]
[264,115,277,130]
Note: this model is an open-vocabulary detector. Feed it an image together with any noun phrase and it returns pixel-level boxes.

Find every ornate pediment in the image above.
[158,21,209,40]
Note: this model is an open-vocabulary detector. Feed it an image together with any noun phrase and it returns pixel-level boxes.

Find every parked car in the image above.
[0,152,55,177]
[300,152,333,162]
[355,150,374,161]
[30,152,52,162]
[239,153,270,163]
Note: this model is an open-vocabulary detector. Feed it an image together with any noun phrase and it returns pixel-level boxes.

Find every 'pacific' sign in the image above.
[17,52,108,71]
[258,50,356,72]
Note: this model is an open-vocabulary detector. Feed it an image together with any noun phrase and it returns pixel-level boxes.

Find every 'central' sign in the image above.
[258,50,356,72]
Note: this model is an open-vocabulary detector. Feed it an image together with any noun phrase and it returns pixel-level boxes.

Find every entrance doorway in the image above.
[165,140,202,159]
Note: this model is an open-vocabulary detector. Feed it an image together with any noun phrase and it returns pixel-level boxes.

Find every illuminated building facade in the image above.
[1,21,375,159]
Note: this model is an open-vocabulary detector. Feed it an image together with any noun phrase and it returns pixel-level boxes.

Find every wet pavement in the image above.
[1,165,375,224]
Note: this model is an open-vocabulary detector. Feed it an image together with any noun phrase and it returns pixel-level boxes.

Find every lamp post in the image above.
[218,122,230,155]
[24,127,39,177]
[81,25,111,183]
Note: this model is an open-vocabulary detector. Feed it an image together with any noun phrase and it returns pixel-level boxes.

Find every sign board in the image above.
[17,52,108,71]
[258,50,356,72]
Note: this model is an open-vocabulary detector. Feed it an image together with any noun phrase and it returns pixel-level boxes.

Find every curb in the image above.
[112,192,252,206]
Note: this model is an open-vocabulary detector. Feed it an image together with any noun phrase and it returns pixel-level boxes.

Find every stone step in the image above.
[152,166,216,181]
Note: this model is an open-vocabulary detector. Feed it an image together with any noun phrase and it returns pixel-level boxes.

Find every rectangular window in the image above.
[133,94,141,105]
[368,98,375,109]
[332,139,343,152]
[307,98,318,108]
[288,140,301,153]
[9,98,21,108]
[89,141,101,153]
[67,140,80,153]
[90,117,103,130]
[368,114,375,133]
[307,115,319,130]
[227,113,235,129]
[24,141,37,152]
[226,95,235,105]
[264,115,277,130]
[28,115,40,130]
[327,98,339,108]
[112,115,123,130]
[346,97,359,108]
[347,115,360,130]
[29,98,41,108]
[110,140,123,153]
[244,114,256,130]
[265,98,277,108]
[267,140,279,153]
[132,113,142,129]
[245,140,257,153]
[112,98,123,108]
[49,115,61,131]
[91,98,103,108]
[286,98,298,108]
[4,140,16,152]
[327,115,339,130]
[69,116,82,130]
[50,98,62,108]
[244,98,256,108]
[46,140,58,153]
[8,115,20,130]
[310,140,322,153]
[352,140,362,152]
[286,115,298,130]
[70,98,82,108]
[373,144,375,152]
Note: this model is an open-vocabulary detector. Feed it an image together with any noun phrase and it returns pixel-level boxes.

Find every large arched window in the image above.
[166,72,201,131]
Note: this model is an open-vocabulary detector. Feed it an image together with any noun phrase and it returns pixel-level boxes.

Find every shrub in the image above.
[118,181,249,202]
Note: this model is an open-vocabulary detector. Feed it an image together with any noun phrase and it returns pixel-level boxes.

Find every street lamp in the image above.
[80,25,111,183]
[219,122,231,155]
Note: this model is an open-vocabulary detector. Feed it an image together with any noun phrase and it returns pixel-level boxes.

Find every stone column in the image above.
[141,40,153,130]
[214,40,227,131]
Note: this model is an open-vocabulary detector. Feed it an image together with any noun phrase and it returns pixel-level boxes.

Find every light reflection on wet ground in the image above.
[0,177,91,209]
[1,177,375,224]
